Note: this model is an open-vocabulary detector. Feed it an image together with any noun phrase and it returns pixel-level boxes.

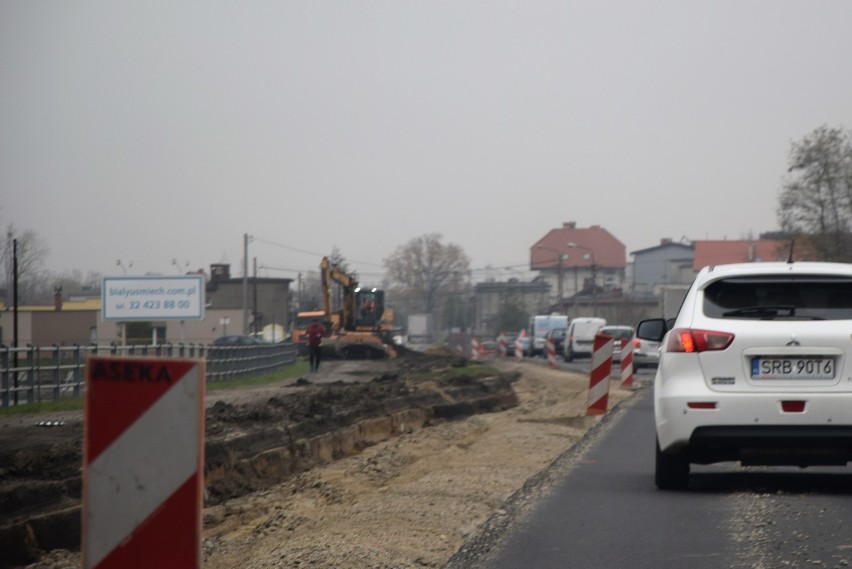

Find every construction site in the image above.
[0,345,640,569]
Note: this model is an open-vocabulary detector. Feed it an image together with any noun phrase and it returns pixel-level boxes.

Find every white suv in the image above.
[637,262,852,490]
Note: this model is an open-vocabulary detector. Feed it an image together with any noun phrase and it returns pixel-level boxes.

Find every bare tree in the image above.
[298,272,323,312]
[1,224,51,304]
[779,125,852,261]
[383,234,471,315]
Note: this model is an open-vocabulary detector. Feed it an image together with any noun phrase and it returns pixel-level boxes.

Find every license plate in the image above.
[751,357,835,379]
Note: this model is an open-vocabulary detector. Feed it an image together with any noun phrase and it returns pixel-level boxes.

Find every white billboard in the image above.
[102,276,205,321]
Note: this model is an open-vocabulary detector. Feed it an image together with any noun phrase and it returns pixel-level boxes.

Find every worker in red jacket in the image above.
[305,318,327,372]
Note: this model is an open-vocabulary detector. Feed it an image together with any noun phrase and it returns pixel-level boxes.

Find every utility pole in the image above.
[557,253,565,314]
[535,245,565,314]
[567,242,596,317]
[592,262,598,312]
[13,239,19,405]
[252,256,258,336]
[242,233,249,335]
[573,265,579,317]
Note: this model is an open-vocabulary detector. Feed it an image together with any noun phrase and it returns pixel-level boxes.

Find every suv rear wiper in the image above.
[722,305,797,318]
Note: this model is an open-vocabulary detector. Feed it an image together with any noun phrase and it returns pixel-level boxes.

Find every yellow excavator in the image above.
[320,256,398,359]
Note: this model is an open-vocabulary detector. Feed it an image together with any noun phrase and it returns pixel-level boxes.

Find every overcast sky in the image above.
[3,1,851,286]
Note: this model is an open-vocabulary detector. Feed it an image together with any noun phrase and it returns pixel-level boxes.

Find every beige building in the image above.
[0,264,293,347]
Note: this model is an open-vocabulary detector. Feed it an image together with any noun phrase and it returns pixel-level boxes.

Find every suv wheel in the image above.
[655,438,689,490]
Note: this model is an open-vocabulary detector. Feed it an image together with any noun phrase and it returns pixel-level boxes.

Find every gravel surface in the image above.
[19,358,641,569]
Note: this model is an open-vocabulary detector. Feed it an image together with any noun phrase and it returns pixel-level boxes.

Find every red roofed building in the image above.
[692,239,796,271]
[530,222,626,312]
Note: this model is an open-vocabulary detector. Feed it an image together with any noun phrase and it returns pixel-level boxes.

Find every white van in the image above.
[563,317,606,362]
[528,314,569,357]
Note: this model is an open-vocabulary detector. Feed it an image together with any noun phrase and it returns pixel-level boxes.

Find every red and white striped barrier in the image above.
[471,337,480,360]
[620,338,635,388]
[546,338,557,368]
[587,333,614,415]
[514,333,524,360]
[498,333,508,357]
[83,357,205,569]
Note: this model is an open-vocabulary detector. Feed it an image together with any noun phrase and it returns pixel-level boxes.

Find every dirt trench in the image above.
[0,351,521,568]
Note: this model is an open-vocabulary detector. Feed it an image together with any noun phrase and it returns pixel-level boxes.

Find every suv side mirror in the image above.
[637,319,667,343]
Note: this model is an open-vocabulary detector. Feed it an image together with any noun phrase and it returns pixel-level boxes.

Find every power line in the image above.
[253,235,535,282]
[252,236,387,269]
[251,237,325,258]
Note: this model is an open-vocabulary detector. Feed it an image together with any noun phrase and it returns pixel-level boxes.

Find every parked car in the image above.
[544,327,568,356]
[638,261,852,490]
[564,317,606,362]
[478,340,499,357]
[212,335,267,346]
[632,335,661,369]
[508,331,530,356]
[500,332,518,355]
[529,314,569,357]
[599,325,634,361]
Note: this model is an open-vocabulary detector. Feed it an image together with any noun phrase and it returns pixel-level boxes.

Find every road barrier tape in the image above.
[587,333,614,415]
[83,356,205,569]
[620,338,634,388]
[546,338,557,368]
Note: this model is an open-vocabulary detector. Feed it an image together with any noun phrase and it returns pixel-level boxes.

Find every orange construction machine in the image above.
[319,256,398,359]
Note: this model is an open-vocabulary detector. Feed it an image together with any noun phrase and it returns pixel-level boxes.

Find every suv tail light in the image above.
[667,328,734,353]
[633,338,641,348]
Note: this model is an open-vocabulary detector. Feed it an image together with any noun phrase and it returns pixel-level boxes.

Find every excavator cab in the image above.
[355,289,385,329]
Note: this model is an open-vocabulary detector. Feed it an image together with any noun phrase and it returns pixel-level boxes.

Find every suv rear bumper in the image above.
[657,393,852,466]
[683,425,852,465]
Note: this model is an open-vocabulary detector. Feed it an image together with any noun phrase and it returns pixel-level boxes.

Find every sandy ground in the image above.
[23,358,641,569]
[201,359,637,569]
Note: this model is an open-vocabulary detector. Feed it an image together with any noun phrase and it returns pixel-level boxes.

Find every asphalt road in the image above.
[507,352,659,379]
[472,388,852,569]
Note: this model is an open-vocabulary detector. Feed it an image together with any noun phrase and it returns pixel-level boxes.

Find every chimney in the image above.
[563,221,576,229]
[54,286,62,311]
[660,238,672,245]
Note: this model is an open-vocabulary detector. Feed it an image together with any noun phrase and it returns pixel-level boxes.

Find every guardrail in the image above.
[0,342,300,408]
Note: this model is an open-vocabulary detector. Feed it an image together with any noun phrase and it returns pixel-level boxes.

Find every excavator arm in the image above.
[320,256,359,332]
[319,256,396,358]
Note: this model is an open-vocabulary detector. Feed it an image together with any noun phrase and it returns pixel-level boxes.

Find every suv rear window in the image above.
[703,275,852,320]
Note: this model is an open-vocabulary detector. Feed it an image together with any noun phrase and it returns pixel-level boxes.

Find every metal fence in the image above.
[0,342,301,408]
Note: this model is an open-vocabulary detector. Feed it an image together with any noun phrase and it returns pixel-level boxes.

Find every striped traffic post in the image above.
[546,338,557,368]
[514,333,524,360]
[587,333,614,415]
[620,338,635,388]
[498,332,507,357]
[83,356,205,569]
[471,337,480,360]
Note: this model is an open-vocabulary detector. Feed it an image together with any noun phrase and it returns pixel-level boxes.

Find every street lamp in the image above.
[567,243,597,312]
[116,259,133,275]
[535,245,566,314]
[172,258,190,275]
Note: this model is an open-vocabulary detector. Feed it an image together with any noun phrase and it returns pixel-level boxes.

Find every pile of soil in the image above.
[0,349,522,567]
